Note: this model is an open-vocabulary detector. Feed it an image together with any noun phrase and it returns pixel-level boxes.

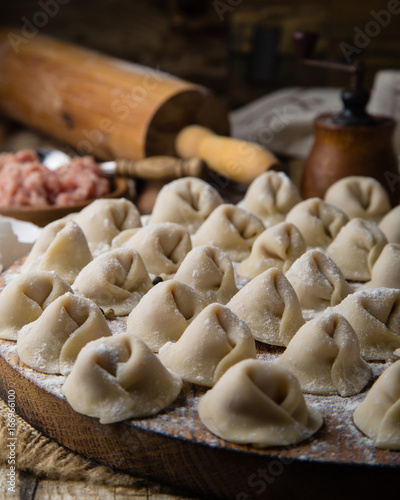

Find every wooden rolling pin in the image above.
[0,31,278,184]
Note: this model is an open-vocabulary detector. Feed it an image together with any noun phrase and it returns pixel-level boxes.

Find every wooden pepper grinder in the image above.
[293,31,400,206]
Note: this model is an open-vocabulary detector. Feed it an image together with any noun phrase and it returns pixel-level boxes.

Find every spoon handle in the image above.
[113,156,205,180]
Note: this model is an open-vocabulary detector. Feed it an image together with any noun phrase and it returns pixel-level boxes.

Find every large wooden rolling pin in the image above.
[0,31,278,184]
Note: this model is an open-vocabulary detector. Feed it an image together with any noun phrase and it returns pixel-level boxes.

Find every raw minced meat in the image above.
[0,150,110,207]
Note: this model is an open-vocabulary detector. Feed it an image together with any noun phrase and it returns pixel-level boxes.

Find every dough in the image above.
[62,333,182,424]
[71,198,142,256]
[174,245,238,304]
[191,204,265,262]
[335,288,400,360]
[238,170,302,226]
[353,359,400,450]
[324,176,391,222]
[198,359,323,447]
[227,267,304,346]
[126,279,207,352]
[236,221,306,280]
[0,271,72,341]
[365,243,400,289]
[17,292,111,375]
[149,177,223,233]
[22,219,92,284]
[277,312,371,396]
[73,248,152,316]
[379,205,400,243]
[326,218,387,281]
[285,249,352,311]
[159,303,256,386]
[286,197,349,248]
[113,222,192,276]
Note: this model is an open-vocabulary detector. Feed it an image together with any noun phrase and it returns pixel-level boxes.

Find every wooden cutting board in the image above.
[0,263,399,500]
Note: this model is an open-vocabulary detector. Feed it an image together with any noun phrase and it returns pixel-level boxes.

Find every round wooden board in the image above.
[0,265,399,500]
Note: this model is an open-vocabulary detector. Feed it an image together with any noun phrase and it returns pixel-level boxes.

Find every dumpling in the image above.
[353,360,400,450]
[71,198,142,256]
[238,170,302,226]
[236,222,306,280]
[324,176,391,222]
[174,245,238,304]
[17,292,111,375]
[0,271,72,341]
[198,359,323,447]
[191,204,265,262]
[73,248,152,316]
[22,219,92,284]
[62,334,182,424]
[159,303,256,387]
[285,198,348,248]
[326,218,387,281]
[114,222,192,276]
[365,243,400,289]
[149,177,223,233]
[276,312,371,396]
[126,279,207,352]
[285,249,352,312]
[227,268,304,346]
[379,205,400,243]
[334,288,400,360]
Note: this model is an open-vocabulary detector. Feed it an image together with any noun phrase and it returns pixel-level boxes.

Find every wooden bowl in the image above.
[0,177,129,227]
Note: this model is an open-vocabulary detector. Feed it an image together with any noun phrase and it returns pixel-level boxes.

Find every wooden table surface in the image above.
[0,464,196,500]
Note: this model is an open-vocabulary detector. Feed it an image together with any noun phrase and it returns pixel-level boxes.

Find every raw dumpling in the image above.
[149,177,223,233]
[276,312,371,396]
[285,198,348,248]
[227,268,304,346]
[236,222,306,280]
[198,359,323,447]
[326,218,387,281]
[73,248,152,316]
[379,205,400,243]
[62,334,182,424]
[174,245,238,304]
[126,279,207,352]
[0,271,72,341]
[17,292,111,375]
[334,288,400,360]
[365,243,400,289]
[285,249,352,312]
[324,176,391,222]
[238,170,302,226]
[191,204,265,262]
[22,219,92,284]
[72,198,142,256]
[353,360,400,450]
[114,222,192,276]
[159,303,256,387]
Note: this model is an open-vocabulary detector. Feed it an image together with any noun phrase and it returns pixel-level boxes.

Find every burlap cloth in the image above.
[0,397,142,487]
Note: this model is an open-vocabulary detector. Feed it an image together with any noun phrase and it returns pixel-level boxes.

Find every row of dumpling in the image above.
[1,175,399,449]
[1,261,398,450]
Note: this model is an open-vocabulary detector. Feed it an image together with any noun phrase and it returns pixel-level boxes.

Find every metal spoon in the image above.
[36,148,206,181]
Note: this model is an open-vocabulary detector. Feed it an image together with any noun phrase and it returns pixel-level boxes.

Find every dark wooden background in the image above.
[0,0,399,110]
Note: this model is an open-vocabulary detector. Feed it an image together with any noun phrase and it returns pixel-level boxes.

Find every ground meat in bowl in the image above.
[0,150,110,207]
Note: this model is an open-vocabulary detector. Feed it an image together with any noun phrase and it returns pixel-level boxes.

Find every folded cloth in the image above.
[230,87,342,159]
[368,70,400,156]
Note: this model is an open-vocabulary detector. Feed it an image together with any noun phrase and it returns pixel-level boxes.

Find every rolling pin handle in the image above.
[114,156,205,181]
